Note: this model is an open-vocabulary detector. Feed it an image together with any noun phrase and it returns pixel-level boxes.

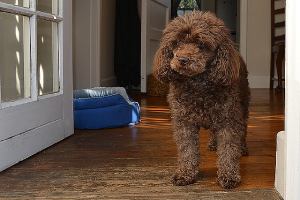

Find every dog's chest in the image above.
[168,83,228,127]
[180,92,221,114]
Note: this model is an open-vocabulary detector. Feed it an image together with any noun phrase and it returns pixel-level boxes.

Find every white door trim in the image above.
[62,0,74,137]
[285,0,300,199]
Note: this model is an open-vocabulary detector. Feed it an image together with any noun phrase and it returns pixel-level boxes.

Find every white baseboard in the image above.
[275,131,286,198]
[248,75,270,88]
[100,76,117,87]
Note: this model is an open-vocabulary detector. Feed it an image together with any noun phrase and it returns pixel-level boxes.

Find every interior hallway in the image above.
[0,89,283,199]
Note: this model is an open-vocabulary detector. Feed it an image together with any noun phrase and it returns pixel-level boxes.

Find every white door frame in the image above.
[62,0,74,138]
[240,0,300,199]
[285,0,300,199]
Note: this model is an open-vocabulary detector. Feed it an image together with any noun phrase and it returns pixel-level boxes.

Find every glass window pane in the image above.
[0,0,29,7]
[37,19,59,96]
[37,0,58,15]
[0,12,31,103]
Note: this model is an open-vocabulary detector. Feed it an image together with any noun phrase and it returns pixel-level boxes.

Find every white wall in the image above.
[73,0,116,90]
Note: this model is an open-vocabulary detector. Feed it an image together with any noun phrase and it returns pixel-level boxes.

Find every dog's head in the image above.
[153,11,240,85]
[170,42,215,77]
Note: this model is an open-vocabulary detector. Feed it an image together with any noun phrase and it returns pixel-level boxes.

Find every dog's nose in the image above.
[178,57,189,65]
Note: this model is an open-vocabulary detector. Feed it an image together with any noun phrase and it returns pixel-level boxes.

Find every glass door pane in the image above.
[0,12,30,102]
[37,18,59,96]
[0,0,29,7]
[37,0,58,15]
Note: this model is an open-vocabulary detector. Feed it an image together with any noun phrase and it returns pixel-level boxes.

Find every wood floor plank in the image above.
[0,89,284,199]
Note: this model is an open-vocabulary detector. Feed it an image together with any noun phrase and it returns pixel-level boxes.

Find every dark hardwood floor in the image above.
[0,89,284,199]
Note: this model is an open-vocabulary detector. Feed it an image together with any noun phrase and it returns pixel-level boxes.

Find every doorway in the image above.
[173,0,239,43]
[114,0,141,91]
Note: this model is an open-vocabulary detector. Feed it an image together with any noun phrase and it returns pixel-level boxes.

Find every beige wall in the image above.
[245,0,285,88]
[73,0,92,90]
[100,0,117,86]
[201,0,273,88]
[73,0,116,90]
[246,0,271,88]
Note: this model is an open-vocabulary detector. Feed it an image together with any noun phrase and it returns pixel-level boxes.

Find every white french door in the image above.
[140,0,171,93]
[0,0,73,171]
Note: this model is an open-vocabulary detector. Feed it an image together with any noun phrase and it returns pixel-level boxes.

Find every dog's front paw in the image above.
[171,172,197,186]
[217,174,241,189]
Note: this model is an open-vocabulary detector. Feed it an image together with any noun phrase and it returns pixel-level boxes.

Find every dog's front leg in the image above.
[171,121,200,186]
[216,127,242,189]
[208,131,217,151]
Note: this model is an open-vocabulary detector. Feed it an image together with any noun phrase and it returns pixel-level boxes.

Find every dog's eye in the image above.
[172,41,180,49]
[198,43,206,50]
[168,50,174,58]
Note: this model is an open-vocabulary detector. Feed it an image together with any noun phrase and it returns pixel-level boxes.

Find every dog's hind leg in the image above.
[240,122,249,156]
[209,129,247,155]
[241,131,249,156]
[216,127,242,189]
[171,121,200,186]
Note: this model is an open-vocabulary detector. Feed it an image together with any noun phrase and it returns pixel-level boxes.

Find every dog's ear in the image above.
[211,39,240,85]
[153,45,179,84]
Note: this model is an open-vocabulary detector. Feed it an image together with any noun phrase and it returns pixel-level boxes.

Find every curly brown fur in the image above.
[153,11,250,189]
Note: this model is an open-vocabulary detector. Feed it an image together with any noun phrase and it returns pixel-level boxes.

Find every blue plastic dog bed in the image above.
[73,87,140,129]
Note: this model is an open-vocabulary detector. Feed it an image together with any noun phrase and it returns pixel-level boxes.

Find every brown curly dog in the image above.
[153,11,250,189]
